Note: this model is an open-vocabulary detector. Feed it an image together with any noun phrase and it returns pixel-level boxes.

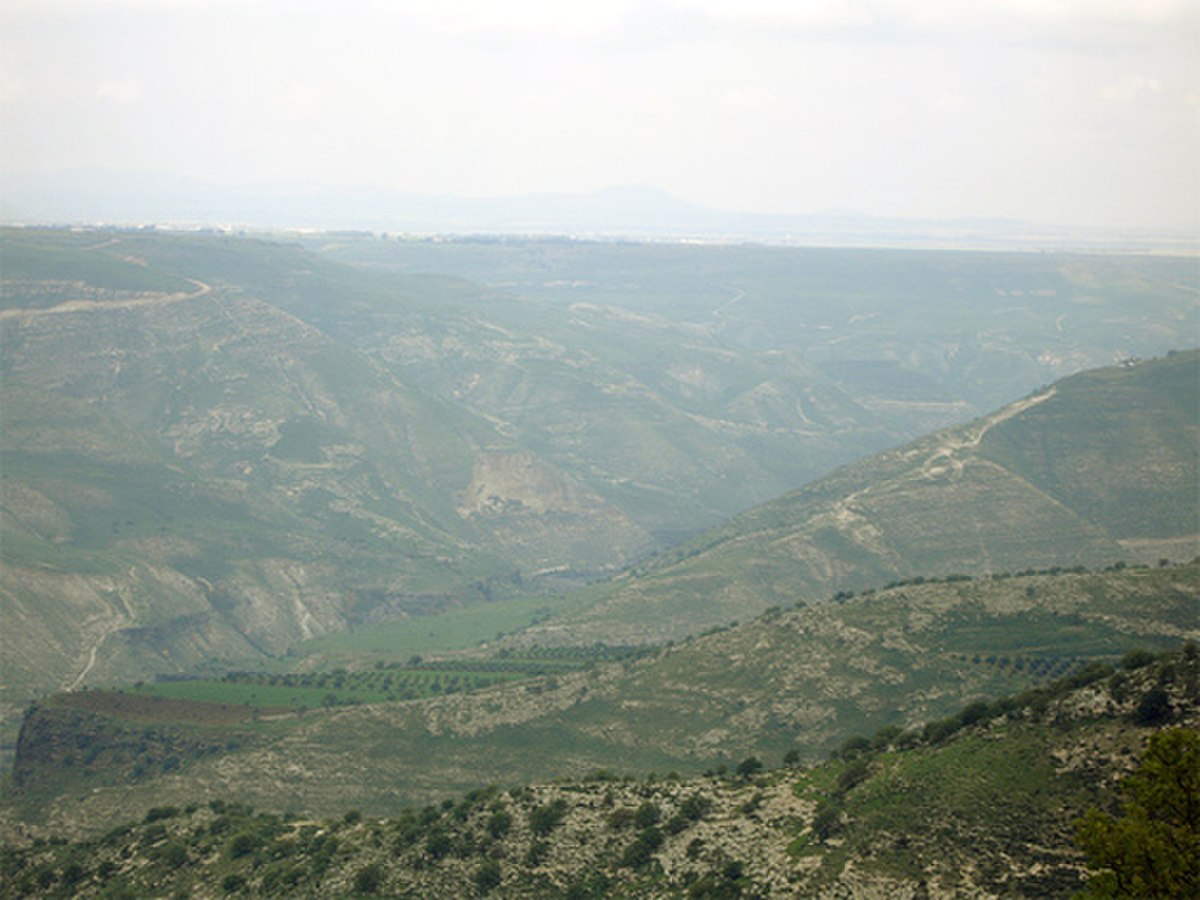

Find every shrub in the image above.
[958,700,993,728]
[261,862,306,892]
[688,871,745,898]
[564,874,613,899]
[835,735,872,759]
[665,813,691,835]
[735,756,764,779]
[424,829,453,861]
[922,717,961,745]
[811,801,842,841]
[60,863,86,886]
[680,793,714,821]
[529,799,569,836]
[1065,662,1115,690]
[634,801,661,829]
[836,759,871,794]
[353,862,385,894]
[474,860,502,895]
[620,827,663,868]
[607,807,637,830]
[158,842,188,867]
[525,839,549,867]
[228,832,261,859]
[486,809,512,839]
[1132,687,1173,725]
[1121,648,1158,671]
[870,724,904,751]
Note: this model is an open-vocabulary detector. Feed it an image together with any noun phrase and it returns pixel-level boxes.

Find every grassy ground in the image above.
[289,590,592,667]
[125,669,527,709]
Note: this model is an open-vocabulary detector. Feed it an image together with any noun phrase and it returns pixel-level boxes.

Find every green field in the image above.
[290,589,598,667]
[126,668,526,709]
[123,640,655,712]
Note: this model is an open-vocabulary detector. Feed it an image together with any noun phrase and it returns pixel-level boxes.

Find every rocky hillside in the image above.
[0,229,640,726]
[3,647,1195,898]
[3,228,1195,730]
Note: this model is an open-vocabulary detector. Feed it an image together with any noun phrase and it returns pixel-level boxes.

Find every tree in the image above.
[1076,727,1200,897]
[1132,686,1172,725]
[735,756,763,779]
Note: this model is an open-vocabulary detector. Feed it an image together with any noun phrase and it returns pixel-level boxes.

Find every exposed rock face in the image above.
[458,451,651,573]
[460,451,599,518]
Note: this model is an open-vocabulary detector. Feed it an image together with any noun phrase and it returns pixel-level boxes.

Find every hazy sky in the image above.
[3,0,1198,231]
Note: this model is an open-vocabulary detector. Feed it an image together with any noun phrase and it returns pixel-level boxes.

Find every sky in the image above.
[2,0,1198,232]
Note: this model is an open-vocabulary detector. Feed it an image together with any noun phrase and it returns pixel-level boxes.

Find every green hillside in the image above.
[5,565,1196,832]
[532,352,1200,644]
[978,353,1200,539]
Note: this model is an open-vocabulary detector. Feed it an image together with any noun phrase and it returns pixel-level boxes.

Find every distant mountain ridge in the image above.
[4,173,1194,252]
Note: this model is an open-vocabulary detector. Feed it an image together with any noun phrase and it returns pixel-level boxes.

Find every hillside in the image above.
[0,230,683,725]
[3,228,1195,706]
[5,564,1196,833]
[2,228,1197,773]
[528,351,1200,644]
[3,646,1196,898]
[308,237,1197,416]
[0,238,520,733]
